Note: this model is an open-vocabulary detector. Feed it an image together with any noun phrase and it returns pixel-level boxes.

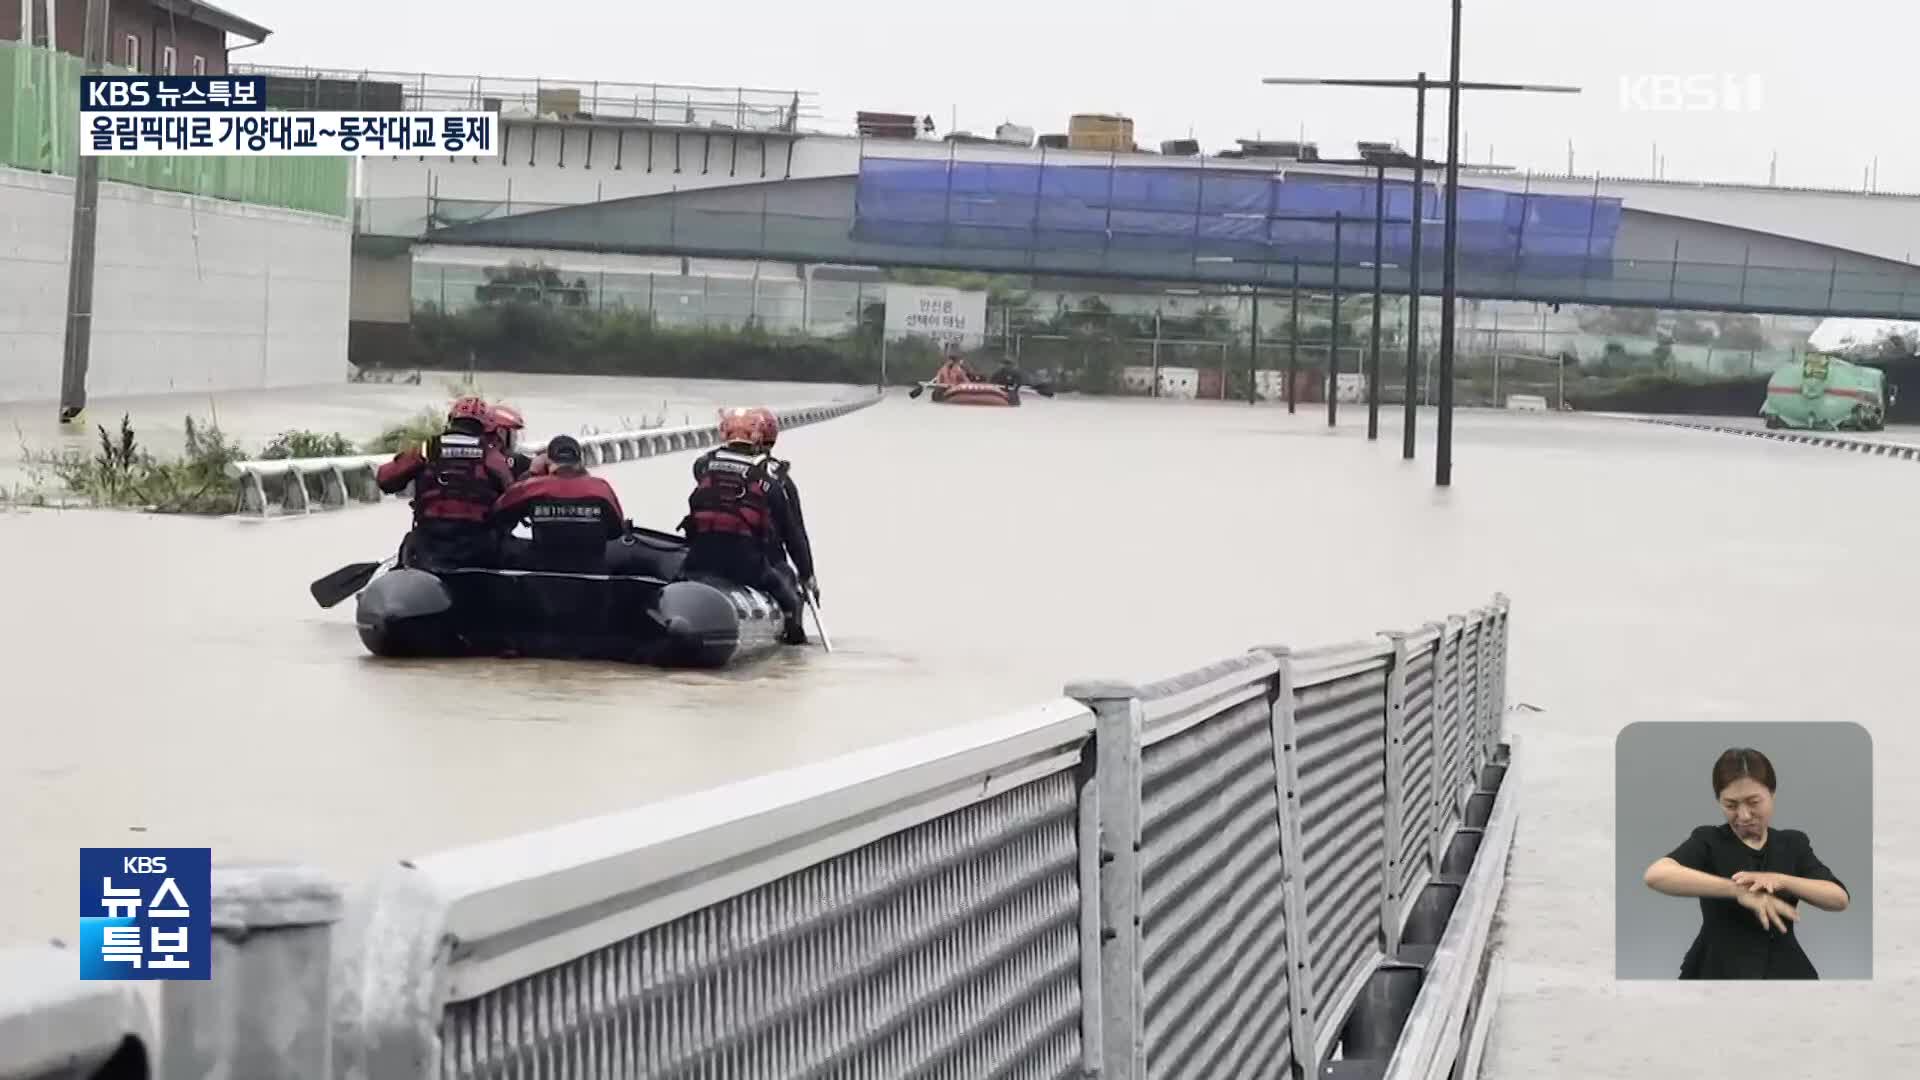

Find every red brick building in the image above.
[3,0,270,75]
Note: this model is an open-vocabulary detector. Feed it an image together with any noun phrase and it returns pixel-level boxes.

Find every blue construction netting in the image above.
[853,156,1622,273]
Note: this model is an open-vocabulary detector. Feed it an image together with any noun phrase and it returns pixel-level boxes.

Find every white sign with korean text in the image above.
[884,285,987,347]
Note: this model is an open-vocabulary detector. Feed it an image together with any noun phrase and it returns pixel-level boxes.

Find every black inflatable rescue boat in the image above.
[353,527,788,669]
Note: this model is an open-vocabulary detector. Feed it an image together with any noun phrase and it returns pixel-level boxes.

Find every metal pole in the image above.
[1249,290,1261,403]
[1437,1,1464,486]
[1403,73,1426,460]
[1491,309,1500,405]
[1329,213,1342,427]
[1151,310,1161,398]
[1368,164,1385,439]
[1287,261,1299,413]
[58,0,111,424]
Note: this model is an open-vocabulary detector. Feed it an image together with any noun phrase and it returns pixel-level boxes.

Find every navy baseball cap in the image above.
[546,434,583,465]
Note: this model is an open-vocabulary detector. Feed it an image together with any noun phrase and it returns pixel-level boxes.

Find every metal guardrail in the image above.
[229,64,819,133]
[0,945,155,1079]
[226,392,882,516]
[1622,415,1920,461]
[0,594,1513,1079]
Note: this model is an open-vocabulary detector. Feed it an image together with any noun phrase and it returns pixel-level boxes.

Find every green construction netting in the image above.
[0,43,349,217]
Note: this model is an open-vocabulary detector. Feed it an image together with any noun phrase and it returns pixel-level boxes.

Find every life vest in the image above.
[414,431,501,524]
[510,473,622,548]
[686,447,775,542]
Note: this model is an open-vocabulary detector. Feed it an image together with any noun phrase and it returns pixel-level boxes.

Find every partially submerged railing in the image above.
[0,595,1513,1079]
[226,392,881,516]
[1623,414,1920,461]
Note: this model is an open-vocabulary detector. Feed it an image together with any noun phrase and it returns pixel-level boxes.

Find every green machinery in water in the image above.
[1760,353,1889,431]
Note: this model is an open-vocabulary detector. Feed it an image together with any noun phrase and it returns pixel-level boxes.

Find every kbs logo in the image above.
[78,847,212,981]
[1618,74,1764,113]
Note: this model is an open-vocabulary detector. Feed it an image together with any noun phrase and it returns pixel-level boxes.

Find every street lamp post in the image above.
[1368,164,1385,440]
[1287,259,1300,414]
[1406,76,1428,460]
[1438,0,1465,486]
[1262,66,1581,484]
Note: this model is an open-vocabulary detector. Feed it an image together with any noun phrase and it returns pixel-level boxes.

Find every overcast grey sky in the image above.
[232,0,1909,193]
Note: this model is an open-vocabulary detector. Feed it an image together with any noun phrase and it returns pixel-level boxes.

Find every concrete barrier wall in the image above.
[0,166,350,404]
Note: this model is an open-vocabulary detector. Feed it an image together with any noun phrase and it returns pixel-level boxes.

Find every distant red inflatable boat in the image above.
[930,381,1021,407]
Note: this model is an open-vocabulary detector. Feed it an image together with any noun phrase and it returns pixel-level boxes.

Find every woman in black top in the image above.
[1641,747,1850,978]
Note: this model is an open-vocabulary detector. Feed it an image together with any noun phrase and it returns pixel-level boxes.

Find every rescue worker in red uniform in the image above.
[933,342,979,385]
[486,403,534,479]
[742,405,818,605]
[489,434,626,572]
[375,396,515,571]
[680,407,817,645]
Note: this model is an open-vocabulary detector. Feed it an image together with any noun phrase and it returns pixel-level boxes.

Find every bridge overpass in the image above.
[348,117,1920,320]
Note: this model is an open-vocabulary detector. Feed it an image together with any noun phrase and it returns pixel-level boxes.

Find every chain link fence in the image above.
[408,256,1830,405]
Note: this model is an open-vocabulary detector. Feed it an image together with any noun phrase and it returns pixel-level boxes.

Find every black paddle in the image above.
[310,557,392,609]
[908,380,938,399]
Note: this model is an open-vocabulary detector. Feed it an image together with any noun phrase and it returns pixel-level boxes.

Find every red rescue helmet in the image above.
[745,406,779,450]
[486,403,525,451]
[717,407,760,447]
[448,395,491,433]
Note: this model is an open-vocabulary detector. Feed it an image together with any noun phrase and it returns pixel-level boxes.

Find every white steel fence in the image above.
[0,596,1515,1080]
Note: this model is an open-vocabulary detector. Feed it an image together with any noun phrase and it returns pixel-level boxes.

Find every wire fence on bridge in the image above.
[232,64,817,132]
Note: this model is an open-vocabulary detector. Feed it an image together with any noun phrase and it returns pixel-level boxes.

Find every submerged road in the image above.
[2,383,1916,1076]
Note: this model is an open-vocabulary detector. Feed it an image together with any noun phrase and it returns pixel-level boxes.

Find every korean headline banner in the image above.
[80,112,498,157]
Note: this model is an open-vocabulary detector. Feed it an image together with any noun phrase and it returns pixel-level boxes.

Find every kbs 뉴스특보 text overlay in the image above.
[82,75,267,111]
[78,847,213,980]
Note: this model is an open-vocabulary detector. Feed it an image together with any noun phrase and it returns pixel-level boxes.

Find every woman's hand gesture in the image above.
[1731,870,1791,896]
[1736,887,1799,933]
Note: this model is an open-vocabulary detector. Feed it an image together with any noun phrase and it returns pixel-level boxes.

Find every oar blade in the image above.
[310,561,383,609]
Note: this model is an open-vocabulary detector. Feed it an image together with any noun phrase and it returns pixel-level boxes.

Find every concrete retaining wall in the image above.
[0,166,350,403]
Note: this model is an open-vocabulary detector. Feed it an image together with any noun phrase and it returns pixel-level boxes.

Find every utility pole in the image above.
[59,0,111,425]
[1436,0,1464,487]
[1405,74,1427,460]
